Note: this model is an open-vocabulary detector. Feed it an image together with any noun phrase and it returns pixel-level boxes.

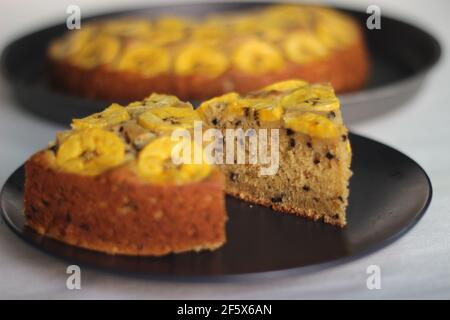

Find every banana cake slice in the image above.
[24,79,352,257]
[197,80,352,226]
[24,94,226,256]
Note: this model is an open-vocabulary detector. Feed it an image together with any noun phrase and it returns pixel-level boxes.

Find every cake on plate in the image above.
[24,95,226,256]
[24,79,352,256]
[198,79,352,226]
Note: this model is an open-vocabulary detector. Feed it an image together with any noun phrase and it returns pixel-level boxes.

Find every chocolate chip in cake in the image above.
[244,108,250,117]
[235,120,242,126]
[327,111,336,119]
[313,158,320,165]
[271,196,283,203]
[229,172,238,182]
[326,152,334,160]
[306,142,313,149]
[338,196,344,203]
[253,111,260,125]
[332,213,340,220]
[341,134,348,142]
[303,185,310,191]
[289,138,296,148]
[211,118,219,126]
[286,129,295,136]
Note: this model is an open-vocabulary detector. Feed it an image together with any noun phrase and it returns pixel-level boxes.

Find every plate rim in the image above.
[0,133,433,278]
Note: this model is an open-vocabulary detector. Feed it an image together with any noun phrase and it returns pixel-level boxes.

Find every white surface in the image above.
[0,0,449,299]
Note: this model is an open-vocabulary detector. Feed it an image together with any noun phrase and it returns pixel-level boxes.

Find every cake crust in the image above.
[24,151,226,256]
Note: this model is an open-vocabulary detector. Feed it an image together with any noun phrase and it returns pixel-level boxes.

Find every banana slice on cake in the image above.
[143,93,192,108]
[315,11,357,49]
[232,39,284,74]
[251,101,283,123]
[261,80,309,93]
[283,31,329,64]
[147,16,192,45]
[197,92,242,122]
[283,112,339,139]
[174,44,229,78]
[192,24,228,45]
[117,44,170,77]
[56,128,126,175]
[48,26,95,59]
[71,104,130,130]
[138,136,211,184]
[138,105,201,132]
[125,94,193,118]
[70,35,120,69]
[280,83,340,112]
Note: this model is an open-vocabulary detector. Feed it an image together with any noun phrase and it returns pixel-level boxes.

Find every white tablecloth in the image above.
[0,0,449,299]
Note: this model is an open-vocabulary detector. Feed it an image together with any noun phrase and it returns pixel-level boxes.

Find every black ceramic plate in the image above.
[0,2,441,124]
[1,133,432,276]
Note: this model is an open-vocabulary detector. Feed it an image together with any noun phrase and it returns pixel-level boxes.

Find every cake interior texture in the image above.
[198,80,352,226]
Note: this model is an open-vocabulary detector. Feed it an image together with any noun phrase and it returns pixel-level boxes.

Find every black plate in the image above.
[1,133,432,276]
[0,2,441,124]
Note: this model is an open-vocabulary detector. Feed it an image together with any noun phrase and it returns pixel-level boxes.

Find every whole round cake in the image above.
[48,4,369,101]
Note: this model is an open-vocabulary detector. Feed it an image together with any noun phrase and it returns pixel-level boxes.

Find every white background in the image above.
[0,0,449,299]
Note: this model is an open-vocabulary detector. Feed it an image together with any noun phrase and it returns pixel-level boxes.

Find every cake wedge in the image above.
[197,80,352,226]
[24,95,227,256]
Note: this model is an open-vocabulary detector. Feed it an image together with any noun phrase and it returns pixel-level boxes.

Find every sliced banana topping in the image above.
[101,19,153,38]
[261,80,309,93]
[147,16,191,45]
[283,112,338,139]
[71,104,130,130]
[252,101,283,123]
[174,44,229,77]
[156,16,192,31]
[284,31,329,64]
[116,44,170,77]
[315,11,357,49]
[197,92,241,118]
[280,83,340,112]
[232,39,284,74]
[56,128,126,175]
[52,4,360,77]
[69,35,120,69]
[48,27,95,60]
[138,106,200,132]
[191,24,228,45]
[143,93,190,108]
[52,80,345,181]
[138,136,211,184]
